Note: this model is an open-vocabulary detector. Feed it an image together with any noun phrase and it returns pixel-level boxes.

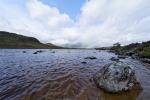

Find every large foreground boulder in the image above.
[94,62,142,93]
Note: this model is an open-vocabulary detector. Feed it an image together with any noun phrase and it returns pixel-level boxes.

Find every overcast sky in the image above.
[0,0,150,47]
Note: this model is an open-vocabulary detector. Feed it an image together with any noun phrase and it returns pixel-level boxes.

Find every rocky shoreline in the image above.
[131,55,150,64]
[95,41,150,64]
[109,49,150,64]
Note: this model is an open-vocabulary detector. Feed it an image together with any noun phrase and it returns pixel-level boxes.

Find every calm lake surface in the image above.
[0,49,150,100]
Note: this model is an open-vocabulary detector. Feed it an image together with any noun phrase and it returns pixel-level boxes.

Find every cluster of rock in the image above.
[110,55,127,62]
[113,49,150,64]
[139,58,150,63]
[33,50,43,54]
[93,62,142,93]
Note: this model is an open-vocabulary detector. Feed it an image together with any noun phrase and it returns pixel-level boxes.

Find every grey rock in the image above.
[118,55,126,59]
[84,56,97,60]
[94,62,142,93]
[126,51,135,56]
[131,55,137,59]
[110,57,119,62]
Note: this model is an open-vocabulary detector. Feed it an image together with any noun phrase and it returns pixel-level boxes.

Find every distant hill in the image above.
[0,31,61,49]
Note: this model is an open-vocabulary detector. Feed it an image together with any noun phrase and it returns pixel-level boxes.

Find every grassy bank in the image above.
[110,41,150,59]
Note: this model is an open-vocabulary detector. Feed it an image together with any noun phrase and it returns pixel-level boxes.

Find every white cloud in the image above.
[27,0,51,17]
[0,0,150,47]
[74,0,150,47]
[26,0,73,28]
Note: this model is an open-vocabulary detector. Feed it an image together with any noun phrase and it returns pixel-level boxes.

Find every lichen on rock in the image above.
[93,61,142,93]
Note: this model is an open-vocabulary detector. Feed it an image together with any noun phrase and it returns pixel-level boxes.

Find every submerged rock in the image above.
[33,52,38,54]
[33,50,43,54]
[94,62,142,93]
[22,51,26,53]
[84,56,97,60]
[110,57,119,62]
[81,61,87,64]
[51,51,55,53]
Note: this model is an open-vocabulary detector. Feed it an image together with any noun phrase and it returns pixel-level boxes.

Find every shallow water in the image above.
[0,49,150,100]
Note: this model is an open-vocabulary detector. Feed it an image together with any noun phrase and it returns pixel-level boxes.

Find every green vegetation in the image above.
[111,41,150,58]
[0,31,61,49]
[138,47,150,58]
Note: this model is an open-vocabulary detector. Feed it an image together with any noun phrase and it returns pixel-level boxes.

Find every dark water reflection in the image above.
[0,49,149,100]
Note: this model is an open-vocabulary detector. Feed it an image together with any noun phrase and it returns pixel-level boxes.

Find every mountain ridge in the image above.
[0,31,62,49]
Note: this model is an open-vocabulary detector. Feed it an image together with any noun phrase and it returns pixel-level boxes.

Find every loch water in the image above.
[0,49,150,100]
